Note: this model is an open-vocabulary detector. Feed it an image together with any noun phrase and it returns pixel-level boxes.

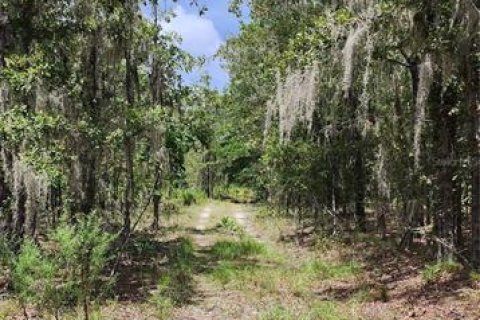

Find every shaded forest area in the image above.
[0,0,480,319]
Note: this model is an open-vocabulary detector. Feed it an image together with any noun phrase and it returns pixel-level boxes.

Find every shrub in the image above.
[255,205,278,219]
[470,271,480,282]
[422,260,462,283]
[172,188,205,206]
[216,216,244,234]
[11,240,56,318]
[8,215,115,319]
[180,189,196,206]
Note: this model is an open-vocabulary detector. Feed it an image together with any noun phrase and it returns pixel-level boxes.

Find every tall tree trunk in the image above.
[330,155,339,233]
[0,11,11,234]
[123,46,135,235]
[0,146,11,234]
[447,79,462,248]
[152,194,161,230]
[469,41,480,267]
[123,127,134,235]
[150,3,164,231]
[151,164,162,230]
[347,91,366,231]
[0,10,6,69]
[431,73,456,260]
[80,34,101,215]
[453,180,463,247]
[354,139,366,231]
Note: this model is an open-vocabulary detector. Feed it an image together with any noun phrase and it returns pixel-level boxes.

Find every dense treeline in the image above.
[213,0,479,265]
[0,0,210,239]
[0,1,213,317]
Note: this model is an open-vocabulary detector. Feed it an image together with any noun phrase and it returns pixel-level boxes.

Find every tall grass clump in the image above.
[422,259,462,283]
[211,237,265,260]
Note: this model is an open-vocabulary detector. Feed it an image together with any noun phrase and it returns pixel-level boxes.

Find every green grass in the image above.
[208,237,268,286]
[257,302,347,320]
[152,237,196,305]
[170,188,206,207]
[284,258,360,298]
[304,302,348,320]
[300,259,361,280]
[257,304,294,320]
[470,271,480,282]
[216,216,245,234]
[169,237,196,269]
[210,237,266,260]
[209,261,263,286]
[422,259,462,283]
[149,294,174,320]
[208,242,360,298]
[0,300,20,320]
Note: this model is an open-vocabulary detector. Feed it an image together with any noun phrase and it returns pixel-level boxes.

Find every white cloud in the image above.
[162,6,222,57]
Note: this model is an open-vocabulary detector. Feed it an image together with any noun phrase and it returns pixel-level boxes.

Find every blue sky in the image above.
[146,1,249,90]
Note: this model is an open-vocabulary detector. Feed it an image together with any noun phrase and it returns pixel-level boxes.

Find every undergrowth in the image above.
[149,237,196,318]
[422,259,462,283]
[208,234,360,300]
[216,216,245,234]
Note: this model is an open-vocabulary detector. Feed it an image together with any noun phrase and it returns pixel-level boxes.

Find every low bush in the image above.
[422,259,462,283]
[5,215,115,320]
[172,188,206,207]
[11,240,56,318]
[216,216,245,234]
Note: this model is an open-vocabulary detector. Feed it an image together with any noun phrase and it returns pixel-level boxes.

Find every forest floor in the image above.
[3,201,480,319]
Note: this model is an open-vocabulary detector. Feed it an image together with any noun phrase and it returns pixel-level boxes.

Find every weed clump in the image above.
[216,216,245,234]
[172,188,205,206]
[422,260,462,283]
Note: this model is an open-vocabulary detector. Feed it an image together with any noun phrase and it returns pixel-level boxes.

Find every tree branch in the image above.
[385,58,410,68]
